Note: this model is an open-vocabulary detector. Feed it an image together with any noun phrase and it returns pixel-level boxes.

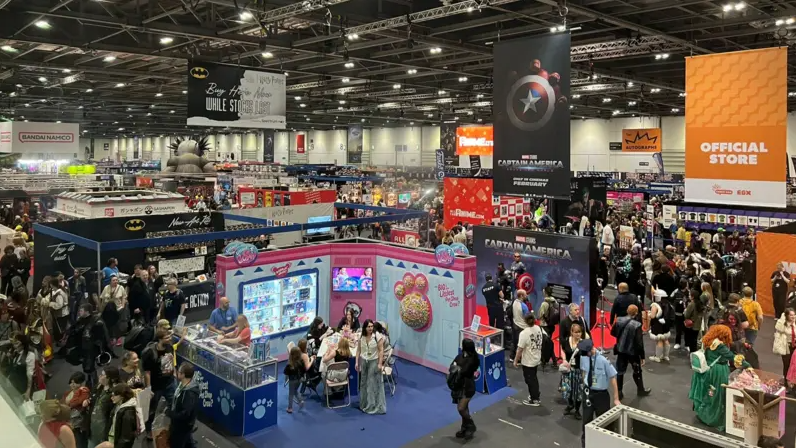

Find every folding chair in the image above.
[323,361,351,408]
[382,341,396,396]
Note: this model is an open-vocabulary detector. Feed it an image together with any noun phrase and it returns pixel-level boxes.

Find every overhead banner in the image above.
[622,128,662,152]
[347,125,363,164]
[443,178,493,228]
[493,33,571,199]
[472,226,597,325]
[263,130,275,163]
[685,47,787,207]
[187,61,286,129]
[456,126,493,155]
[296,134,305,154]
[440,123,458,168]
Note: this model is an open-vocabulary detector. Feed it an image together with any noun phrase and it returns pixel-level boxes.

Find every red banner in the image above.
[390,229,421,247]
[443,178,493,228]
[296,134,305,153]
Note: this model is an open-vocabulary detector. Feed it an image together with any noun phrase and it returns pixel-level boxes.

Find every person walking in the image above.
[538,286,560,366]
[773,308,796,382]
[513,313,543,406]
[450,339,480,439]
[143,329,176,440]
[739,287,764,345]
[671,279,689,350]
[482,274,505,329]
[648,288,674,362]
[97,384,144,448]
[579,339,621,448]
[611,305,651,400]
[610,283,642,325]
[683,290,707,353]
[561,323,585,419]
[168,363,200,448]
[356,319,386,415]
[88,368,120,448]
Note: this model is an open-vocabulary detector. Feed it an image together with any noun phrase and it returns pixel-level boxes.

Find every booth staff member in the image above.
[772,262,791,318]
[158,279,186,326]
[208,297,238,335]
[482,275,505,329]
[578,339,621,448]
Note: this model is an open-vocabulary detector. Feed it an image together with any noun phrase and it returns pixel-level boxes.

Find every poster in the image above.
[296,134,305,154]
[263,130,275,163]
[440,123,458,168]
[685,48,786,207]
[492,33,570,198]
[555,177,607,226]
[347,125,363,164]
[443,178,494,228]
[186,61,286,129]
[456,125,493,155]
[473,226,596,325]
[662,205,678,228]
[622,128,662,152]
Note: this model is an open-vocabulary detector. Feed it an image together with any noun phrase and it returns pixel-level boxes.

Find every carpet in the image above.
[245,358,516,447]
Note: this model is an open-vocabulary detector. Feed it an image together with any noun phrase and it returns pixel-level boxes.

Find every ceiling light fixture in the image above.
[344,62,355,68]
[56,120,61,123]
[15,84,22,88]
[789,92,796,97]
[299,103,306,108]
[294,96,302,101]
[338,106,344,110]
[62,69,71,73]
[24,103,30,107]
[679,92,687,97]
[627,81,634,87]
[429,47,442,54]
[628,101,637,106]
[160,37,174,45]
[1,45,17,53]
[407,69,417,75]
[458,76,468,82]
[339,100,346,104]
[654,53,670,60]
[261,51,273,58]
[347,33,359,41]
[650,88,661,93]
[38,77,47,82]
[787,18,796,25]
[393,84,401,89]
[8,92,15,97]
[438,89,446,95]
[671,108,680,112]
[169,110,175,114]
[612,110,620,116]
[182,90,187,94]
[602,98,611,103]
[361,118,365,122]
[341,78,350,83]
[116,83,125,87]
[103,55,116,62]
[240,11,253,20]
[35,20,51,29]
[155,92,163,97]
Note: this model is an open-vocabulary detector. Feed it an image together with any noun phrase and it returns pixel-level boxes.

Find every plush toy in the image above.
[162,137,215,173]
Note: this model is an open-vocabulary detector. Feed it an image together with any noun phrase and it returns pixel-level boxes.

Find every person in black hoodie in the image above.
[168,363,200,448]
[69,304,113,389]
[127,270,151,326]
[611,305,651,400]
[451,339,480,440]
[670,279,690,351]
[610,283,642,325]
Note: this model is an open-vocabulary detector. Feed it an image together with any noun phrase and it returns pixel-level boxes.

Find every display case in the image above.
[175,331,278,436]
[459,325,506,395]
[240,270,318,339]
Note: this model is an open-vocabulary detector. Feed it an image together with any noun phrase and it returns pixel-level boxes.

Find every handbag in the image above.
[684,319,694,328]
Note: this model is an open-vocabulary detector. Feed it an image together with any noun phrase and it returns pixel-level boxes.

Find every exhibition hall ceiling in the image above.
[0,0,793,137]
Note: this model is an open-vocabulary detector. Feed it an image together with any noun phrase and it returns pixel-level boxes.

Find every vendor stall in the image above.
[237,187,335,208]
[175,329,278,436]
[55,190,187,219]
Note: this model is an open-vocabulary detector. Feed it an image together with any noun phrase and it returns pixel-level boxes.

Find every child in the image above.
[284,347,306,413]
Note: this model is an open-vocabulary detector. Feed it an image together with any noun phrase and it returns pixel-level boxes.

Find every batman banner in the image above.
[493,33,571,198]
[187,62,287,129]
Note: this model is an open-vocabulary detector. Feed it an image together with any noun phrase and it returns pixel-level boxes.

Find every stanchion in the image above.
[590,278,616,353]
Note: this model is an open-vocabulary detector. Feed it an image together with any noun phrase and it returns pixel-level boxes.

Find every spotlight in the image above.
[344,62,355,68]
[476,94,484,99]
[299,103,306,108]
[342,78,350,83]
[438,89,447,95]
[722,4,733,11]
[612,110,620,116]
[776,19,785,26]
[602,98,611,103]
[650,88,661,93]
[679,92,687,97]
[116,83,125,87]
[734,2,745,10]
[339,100,346,104]
[103,55,116,62]
[347,33,359,41]
[160,37,174,45]
[407,69,417,75]
[155,93,163,97]
[38,77,47,82]
[628,101,637,106]
[627,81,634,87]
[458,77,468,82]
[429,47,442,54]
[294,96,302,101]
[182,90,187,94]
[261,52,273,58]
[169,110,175,114]
[671,108,680,112]
[393,84,401,89]
[654,53,670,60]
[56,120,61,123]
[62,69,71,73]
[240,11,253,20]
[35,20,51,29]
[789,92,796,97]
[338,106,344,110]
[788,18,795,25]
[1,45,17,53]
[572,94,581,99]
[557,25,566,32]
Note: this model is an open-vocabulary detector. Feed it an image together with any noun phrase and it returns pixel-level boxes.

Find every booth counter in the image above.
[459,325,507,395]
[175,331,278,436]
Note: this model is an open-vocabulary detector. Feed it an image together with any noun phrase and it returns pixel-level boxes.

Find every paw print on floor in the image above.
[249,398,273,420]
[219,389,235,416]
[488,361,502,380]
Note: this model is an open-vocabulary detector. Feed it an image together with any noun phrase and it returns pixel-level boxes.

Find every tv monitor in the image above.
[332,267,373,292]
[307,215,332,234]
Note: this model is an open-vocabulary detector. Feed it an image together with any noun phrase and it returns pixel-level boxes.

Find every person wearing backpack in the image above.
[611,305,651,400]
[648,288,674,362]
[738,287,764,345]
[142,329,176,440]
[450,338,480,439]
[688,325,750,431]
[538,287,560,366]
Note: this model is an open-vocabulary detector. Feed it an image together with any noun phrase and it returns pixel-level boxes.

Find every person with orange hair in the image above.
[688,324,750,431]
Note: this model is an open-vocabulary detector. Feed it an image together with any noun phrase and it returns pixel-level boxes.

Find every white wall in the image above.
[306,129,346,164]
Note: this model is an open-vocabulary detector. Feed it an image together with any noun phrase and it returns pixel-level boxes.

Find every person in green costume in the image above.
[688,324,751,431]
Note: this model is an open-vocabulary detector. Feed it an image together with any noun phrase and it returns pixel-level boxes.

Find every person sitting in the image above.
[208,296,238,335]
[217,315,252,347]
[337,308,361,332]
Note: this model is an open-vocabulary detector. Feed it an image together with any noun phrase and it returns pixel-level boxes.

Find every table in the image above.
[316,332,359,396]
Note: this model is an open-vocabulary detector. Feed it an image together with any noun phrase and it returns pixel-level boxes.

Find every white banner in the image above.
[2,122,79,158]
[662,205,678,228]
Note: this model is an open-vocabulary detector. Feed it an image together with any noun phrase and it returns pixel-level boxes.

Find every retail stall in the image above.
[54,190,187,219]
[237,186,336,208]
[222,202,335,247]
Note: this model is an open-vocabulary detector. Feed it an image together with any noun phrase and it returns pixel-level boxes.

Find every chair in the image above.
[381,339,396,396]
[323,361,351,408]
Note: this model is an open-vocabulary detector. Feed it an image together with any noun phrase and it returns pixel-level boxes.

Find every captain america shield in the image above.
[517,273,534,293]
[507,75,556,132]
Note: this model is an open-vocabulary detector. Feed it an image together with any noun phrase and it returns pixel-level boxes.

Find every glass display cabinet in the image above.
[459,324,507,395]
[175,333,278,435]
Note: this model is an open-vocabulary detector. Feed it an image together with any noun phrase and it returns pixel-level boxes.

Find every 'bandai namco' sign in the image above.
[621,128,662,152]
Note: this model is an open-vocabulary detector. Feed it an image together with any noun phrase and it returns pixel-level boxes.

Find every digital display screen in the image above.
[332,267,373,292]
[241,272,318,338]
[398,193,411,204]
[307,215,332,234]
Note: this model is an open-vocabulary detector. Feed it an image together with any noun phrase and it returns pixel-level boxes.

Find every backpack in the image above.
[505,299,515,324]
[664,301,676,323]
[690,349,719,373]
[545,301,560,325]
[123,324,150,354]
[446,360,463,390]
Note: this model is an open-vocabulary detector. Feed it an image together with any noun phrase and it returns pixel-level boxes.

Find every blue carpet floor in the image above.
[245,359,516,447]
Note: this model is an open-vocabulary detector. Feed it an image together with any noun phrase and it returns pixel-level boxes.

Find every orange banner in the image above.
[456,126,493,155]
[622,128,661,152]
[755,232,796,316]
[685,47,787,206]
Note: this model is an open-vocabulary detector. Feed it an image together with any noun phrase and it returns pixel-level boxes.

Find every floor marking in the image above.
[498,418,524,430]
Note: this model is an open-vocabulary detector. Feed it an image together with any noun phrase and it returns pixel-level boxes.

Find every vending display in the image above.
[241,272,318,338]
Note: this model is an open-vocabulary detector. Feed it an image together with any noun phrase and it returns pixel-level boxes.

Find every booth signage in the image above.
[555,177,607,227]
[456,126,494,156]
[443,178,494,228]
[434,244,455,266]
[440,123,458,168]
[271,262,292,278]
[493,33,571,199]
[263,130,275,163]
[685,47,787,207]
[186,61,286,129]
[124,219,146,231]
[169,214,212,229]
[19,132,74,143]
[390,229,421,247]
[434,149,445,181]
[621,128,662,152]
[234,244,259,267]
[347,125,363,163]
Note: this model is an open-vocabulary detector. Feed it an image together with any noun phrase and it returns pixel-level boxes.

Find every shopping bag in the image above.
[31,389,47,404]
[137,387,153,420]
[20,400,36,419]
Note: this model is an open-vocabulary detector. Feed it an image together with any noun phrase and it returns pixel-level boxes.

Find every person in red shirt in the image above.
[62,372,90,448]
[218,315,252,347]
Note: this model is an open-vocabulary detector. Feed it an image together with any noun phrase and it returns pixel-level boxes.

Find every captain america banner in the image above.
[493,33,571,199]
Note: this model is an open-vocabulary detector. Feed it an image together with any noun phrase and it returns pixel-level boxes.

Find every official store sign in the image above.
[19,132,74,143]
[187,62,287,130]
[685,47,786,207]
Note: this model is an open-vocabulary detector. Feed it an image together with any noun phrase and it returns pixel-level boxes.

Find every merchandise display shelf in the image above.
[459,325,506,394]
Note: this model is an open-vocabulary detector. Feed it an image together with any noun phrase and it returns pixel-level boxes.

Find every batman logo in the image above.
[190,66,208,79]
[125,219,145,231]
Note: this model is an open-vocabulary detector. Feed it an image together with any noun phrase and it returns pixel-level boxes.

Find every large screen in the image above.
[332,267,373,292]
[241,271,318,338]
[307,215,332,235]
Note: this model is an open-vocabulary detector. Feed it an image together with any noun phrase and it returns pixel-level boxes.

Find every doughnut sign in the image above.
[685,47,786,207]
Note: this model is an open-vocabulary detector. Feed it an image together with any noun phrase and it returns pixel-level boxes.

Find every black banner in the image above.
[435,149,445,180]
[263,130,275,163]
[347,125,363,164]
[181,280,216,323]
[493,33,571,198]
[440,123,458,168]
[554,177,607,227]
[186,61,286,130]
[469,155,481,171]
